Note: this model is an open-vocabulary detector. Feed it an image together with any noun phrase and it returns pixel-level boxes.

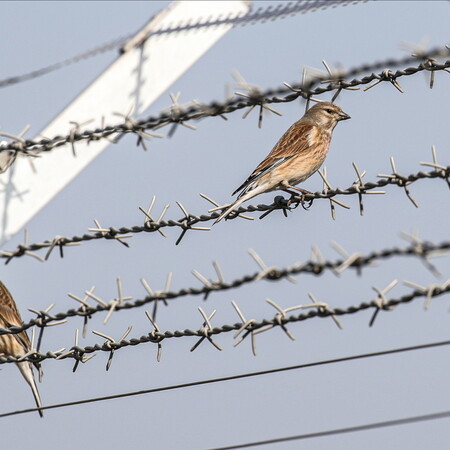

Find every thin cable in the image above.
[0,338,448,418]
[211,411,450,449]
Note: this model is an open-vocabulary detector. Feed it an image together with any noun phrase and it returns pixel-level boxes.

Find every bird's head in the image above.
[304,101,350,132]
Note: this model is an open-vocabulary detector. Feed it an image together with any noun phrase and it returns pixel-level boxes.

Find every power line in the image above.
[211,410,450,449]
[0,338,448,418]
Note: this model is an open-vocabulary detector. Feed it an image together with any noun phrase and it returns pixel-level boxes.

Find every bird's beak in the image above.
[338,111,351,121]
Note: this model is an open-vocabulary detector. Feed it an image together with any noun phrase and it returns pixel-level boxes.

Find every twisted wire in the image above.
[0,0,363,89]
[0,280,449,365]
[2,163,449,262]
[1,237,449,336]
[1,46,449,155]
[0,35,130,89]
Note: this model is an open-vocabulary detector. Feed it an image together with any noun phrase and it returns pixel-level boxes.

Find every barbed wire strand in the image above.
[0,34,130,89]
[0,279,449,367]
[1,45,449,156]
[0,236,448,336]
[0,337,448,418]
[0,1,365,89]
[1,157,449,262]
[211,410,450,449]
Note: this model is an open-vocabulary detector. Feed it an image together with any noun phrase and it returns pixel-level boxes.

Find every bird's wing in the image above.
[0,304,32,352]
[0,282,32,352]
[0,281,22,319]
[233,121,316,196]
[0,281,43,417]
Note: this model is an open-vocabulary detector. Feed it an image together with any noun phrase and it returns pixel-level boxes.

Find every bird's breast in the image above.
[287,132,331,183]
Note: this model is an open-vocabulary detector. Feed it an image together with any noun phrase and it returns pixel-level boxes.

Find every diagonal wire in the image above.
[0,338,448,418]
[0,34,130,89]
[0,0,364,89]
[211,410,450,449]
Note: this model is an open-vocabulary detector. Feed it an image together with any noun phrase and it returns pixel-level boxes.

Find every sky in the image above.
[0,1,449,449]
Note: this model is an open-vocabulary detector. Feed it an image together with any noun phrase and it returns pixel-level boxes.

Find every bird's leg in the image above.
[281,182,314,210]
[283,184,311,195]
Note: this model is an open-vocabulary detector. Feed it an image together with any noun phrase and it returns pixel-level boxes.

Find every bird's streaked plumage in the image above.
[214,102,350,223]
[0,281,43,417]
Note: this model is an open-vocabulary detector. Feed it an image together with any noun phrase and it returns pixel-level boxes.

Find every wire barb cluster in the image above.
[0,0,365,90]
[0,235,448,350]
[0,278,449,367]
[0,45,449,158]
[1,149,449,261]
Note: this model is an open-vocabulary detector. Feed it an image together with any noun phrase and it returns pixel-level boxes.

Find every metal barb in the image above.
[369,280,399,327]
[231,301,258,355]
[308,293,343,330]
[145,311,163,362]
[190,308,222,352]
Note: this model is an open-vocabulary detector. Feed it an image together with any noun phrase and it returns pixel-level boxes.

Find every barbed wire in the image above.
[0,45,449,157]
[1,153,449,262]
[0,278,449,368]
[142,1,365,38]
[121,0,366,51]
[0,35,130,90]
[0,1,447,439]
[0,0,365,89]
[0,231,447,340]
[0,230,448,339]
[1,338,448,418]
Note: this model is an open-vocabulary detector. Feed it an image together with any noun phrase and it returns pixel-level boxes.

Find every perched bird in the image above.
[0,281,43,417]
[214,101,350,223]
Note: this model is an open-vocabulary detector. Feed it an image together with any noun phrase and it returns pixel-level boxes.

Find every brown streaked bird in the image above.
[214,101,350,223]
[0,281,43,417]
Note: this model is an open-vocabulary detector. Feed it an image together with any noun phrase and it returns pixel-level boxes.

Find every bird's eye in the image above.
[326,109,333,114]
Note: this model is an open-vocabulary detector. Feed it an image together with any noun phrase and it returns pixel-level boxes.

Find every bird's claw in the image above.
[300,195,314,210]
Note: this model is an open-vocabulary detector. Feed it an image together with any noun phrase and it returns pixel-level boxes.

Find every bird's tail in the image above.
[214,186,265,224]
[16,361,44,418]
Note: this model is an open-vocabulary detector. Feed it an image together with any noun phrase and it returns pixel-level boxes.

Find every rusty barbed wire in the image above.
[0,45,449,157]
[0,235,448,338]
[0,278,449,367]
[0,0,364,89]
[1,155,449,261]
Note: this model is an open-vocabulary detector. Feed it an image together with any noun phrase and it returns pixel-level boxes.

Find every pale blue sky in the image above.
[0,1,449,449]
